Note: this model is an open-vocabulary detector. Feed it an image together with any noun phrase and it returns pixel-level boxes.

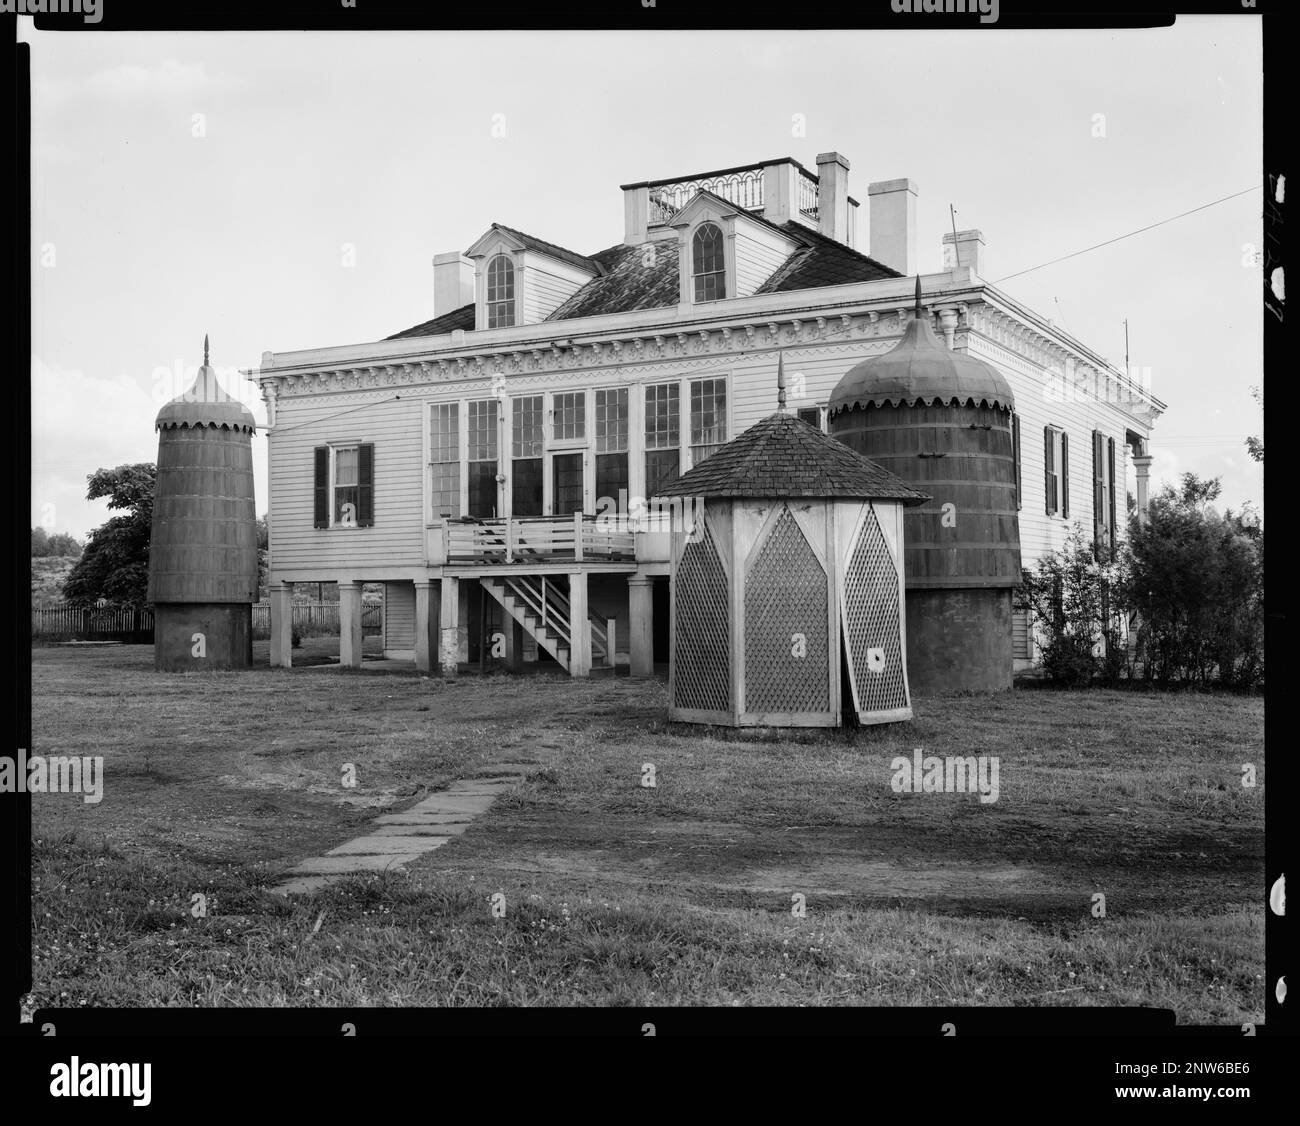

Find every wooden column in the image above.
[628,574,655,677]
[439,576,460,676]
[269,581,293,668]
[568,571,591,677]
[502,618,524,671]
[339,581,364,669]
[414,579,434,673]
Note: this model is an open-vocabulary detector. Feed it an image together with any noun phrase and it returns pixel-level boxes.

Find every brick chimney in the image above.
[432,252,475,317]
[943,229,986,275]
[867,178,918,275]
[815,152,851,245]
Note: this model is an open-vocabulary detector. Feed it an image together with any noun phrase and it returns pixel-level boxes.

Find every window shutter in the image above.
[1043,427,1053,515]
[1012,412,1022,510]
[356,443,374,527]
[313,447,329,528]
[1061,432,1070,519]
[1107,437,1117,547]
[1092,430,1104,547]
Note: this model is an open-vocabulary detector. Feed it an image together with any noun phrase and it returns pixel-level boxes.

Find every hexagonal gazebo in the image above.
[655,409,929,727]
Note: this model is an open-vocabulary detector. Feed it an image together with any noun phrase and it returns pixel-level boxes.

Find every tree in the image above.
[1245,386,1264,463]
[62,464,156,609]
[1123,472,1263,689]
[256,513,269,599]
[1016,526,1127,687]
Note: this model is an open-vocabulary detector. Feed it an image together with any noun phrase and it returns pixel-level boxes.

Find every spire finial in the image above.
[777,350,787,413]
[914,276,922,318]
[203,333,210,367]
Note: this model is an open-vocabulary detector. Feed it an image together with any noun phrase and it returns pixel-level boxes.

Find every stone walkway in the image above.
[271,763,534,896]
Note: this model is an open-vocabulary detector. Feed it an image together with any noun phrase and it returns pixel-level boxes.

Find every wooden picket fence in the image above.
[32,601,382,643]
[32,605,154,643]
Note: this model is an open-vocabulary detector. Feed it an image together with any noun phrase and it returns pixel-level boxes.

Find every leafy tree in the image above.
[1123,472,1263,689]
[1016,526,1127,687]
[1245,386,1263,463]
[46,532,82,557]
[62,464,155,609]
[256,513,269,599]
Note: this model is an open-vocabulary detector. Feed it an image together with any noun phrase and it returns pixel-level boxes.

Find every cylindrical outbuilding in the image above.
[829,280,1021,693]
[147,338,259,671]
[656,409,929,727]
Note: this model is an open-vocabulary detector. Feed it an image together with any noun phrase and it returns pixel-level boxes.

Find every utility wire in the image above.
[993,186,1260,284]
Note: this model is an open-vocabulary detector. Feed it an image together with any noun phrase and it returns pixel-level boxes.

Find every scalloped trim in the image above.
[829,393,1014,413]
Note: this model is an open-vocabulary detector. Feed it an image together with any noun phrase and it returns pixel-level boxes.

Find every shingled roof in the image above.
[654,412,930,504]
[387,212,902,338]
[385,302,475,341]
[489,223,603,275]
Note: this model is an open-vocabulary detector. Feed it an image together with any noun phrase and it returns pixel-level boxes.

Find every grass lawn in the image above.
[25,644,1264,1018]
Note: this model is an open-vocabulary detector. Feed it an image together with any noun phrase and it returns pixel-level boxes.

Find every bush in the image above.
[1016,526,1127,687]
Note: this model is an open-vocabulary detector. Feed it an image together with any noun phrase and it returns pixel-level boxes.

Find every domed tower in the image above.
[148,336,259,671]
[828,280,1021,693]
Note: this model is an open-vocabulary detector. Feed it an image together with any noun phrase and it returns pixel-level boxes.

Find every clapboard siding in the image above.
[383,581,416,652]
[522,257,594,323]
[269,393,426,572]
[733,227,795,298]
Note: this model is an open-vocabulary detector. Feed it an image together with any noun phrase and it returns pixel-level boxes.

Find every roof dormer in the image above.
[668,191,803,307]
[465,224,602,331]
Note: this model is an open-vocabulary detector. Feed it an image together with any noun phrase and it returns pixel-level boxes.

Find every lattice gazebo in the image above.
[655,410,930,727]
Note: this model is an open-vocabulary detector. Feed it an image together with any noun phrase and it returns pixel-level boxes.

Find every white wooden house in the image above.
[248,152,1164,677]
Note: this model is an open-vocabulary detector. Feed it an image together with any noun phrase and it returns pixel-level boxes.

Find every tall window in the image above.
[333,446,359,525]
[692,222,726,302]
[690,378,727,466]
[644,382,680,496]
[552,391,586,443]
[467,399,498,517]
[1092,430,1117,554]
[486,254,515,329]
[1044,426,1069,518]
[511,395,543,516]
[429,404,460,518]
[595,388,629,506]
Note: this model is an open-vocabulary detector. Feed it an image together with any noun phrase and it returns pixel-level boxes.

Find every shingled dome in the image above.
[156,340,256,433]
[654,412,930,504]
[829,284,1014,413]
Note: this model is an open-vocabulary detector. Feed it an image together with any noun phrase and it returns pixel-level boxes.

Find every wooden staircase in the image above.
[479,575,614,677]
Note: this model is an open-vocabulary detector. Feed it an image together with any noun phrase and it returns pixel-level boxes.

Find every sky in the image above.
[26,19,1264,540]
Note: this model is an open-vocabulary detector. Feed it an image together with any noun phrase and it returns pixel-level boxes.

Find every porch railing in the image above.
[442,513,636,566]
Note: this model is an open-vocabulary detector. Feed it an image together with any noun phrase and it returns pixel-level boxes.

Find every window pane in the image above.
[596,452,628,507]
[552,453,583,515]
[430,403,458,463]
[512,395,543,457]
[644,383,679,449]
[334,486,359,524]
[690,378,727,447]
[511,458,543,517]
[486,255,515,328]
[595,388,628,453]
[467,462,497,518]
[334,447,359,486]
[467,399,498,461]
[797,407,821,429]
[691,223,726,302]
[553,391,586,442]
[645,449,680,497]
[431,463,461,518]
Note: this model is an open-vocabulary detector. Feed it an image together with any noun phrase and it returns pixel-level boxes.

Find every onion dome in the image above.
[155,335,257,432]
[655,410,929,504]
[829,278,1014,413]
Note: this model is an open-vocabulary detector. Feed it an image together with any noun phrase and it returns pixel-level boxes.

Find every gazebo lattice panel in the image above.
[672,517,731,712]
[842,504,908,714]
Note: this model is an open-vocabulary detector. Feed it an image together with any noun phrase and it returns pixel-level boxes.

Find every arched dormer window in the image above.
[486,254,516,328]
[692,222,726,303]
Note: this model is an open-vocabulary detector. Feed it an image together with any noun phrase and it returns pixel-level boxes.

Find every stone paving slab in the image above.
[373,813,473,827]
[327,835,450,856]
[289,854,424,874]
[270,763,533,894]
[374,823,469,836]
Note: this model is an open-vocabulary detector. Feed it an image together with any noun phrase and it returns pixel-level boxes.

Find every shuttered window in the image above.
[1012,411,1022,510]
[1044,427,1069,517]
[314,443,374,528]
[1107,436,1117,546]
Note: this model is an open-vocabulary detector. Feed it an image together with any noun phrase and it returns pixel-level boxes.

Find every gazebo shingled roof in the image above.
[654,411,930,504]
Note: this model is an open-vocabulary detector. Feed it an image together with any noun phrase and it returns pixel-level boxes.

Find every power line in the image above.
[993,186,1260,284]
